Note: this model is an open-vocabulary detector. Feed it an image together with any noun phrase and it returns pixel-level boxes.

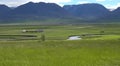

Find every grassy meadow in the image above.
[0,24,120,66]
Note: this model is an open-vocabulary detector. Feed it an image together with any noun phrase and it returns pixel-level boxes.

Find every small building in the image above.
[22,29,44,33]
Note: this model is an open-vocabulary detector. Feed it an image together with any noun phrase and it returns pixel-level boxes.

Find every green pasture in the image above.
[0,24,120,40]
[0,24,120,66]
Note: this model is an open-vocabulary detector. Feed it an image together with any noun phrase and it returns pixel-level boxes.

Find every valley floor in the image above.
[0,24,120,66]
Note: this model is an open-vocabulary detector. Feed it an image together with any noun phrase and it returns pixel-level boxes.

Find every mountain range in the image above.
[0,2,120,23]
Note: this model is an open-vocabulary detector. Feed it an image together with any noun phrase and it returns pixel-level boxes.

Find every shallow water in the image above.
[67,36,82,40]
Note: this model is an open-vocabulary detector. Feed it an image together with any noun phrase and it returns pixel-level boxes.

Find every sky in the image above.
[0,0,120,9]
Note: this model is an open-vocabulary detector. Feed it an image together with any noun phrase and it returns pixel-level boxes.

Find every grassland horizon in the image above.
[0,24,120,66]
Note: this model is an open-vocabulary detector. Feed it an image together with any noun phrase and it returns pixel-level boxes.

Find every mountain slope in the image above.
[9,2,70,19]
[0,2,120,24]
[63,3,110,20]
[101,7,120,22]
[0,5,11,15]
[111,7,120,18]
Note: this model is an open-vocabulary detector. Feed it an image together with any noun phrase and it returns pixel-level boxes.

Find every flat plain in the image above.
[0,24,120,66]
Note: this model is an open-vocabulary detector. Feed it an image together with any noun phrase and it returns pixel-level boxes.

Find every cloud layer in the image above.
[0,0,71,7]
[0,0,119,9]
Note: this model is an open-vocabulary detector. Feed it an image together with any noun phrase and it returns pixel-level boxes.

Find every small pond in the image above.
[67,36,82,40]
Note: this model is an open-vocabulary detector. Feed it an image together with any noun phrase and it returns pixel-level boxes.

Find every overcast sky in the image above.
[0,0,120,9]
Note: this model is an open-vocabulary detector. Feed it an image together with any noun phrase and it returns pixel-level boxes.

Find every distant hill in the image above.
[10,2,70,18]
[110,7,120,19]
[63,3,110,20]
[0,5,11,15]
[0,2,120,24]
[0,2,71,22]
[99,7,120,22]
[0,5,11,21]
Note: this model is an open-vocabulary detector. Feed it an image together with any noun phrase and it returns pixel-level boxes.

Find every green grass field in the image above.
[0,24,120,66]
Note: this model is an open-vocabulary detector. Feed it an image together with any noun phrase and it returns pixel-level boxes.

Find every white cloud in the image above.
[28,0,71,3]
[0,0,71,7]
[77,1,89,4]
[105,3,120,9]
[0,2,27,7]
[96,0,106,2]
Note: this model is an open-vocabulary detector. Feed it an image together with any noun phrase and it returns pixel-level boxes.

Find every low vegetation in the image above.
[0,24,120,66]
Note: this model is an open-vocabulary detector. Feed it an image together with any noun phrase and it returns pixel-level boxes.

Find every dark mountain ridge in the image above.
[0,4,12,19]
[0,2,71,21]
[0,5,11,15]
[11,2,70,17]
[0,2,120,23]
[111,7,120,18]
[63,3,110,20]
